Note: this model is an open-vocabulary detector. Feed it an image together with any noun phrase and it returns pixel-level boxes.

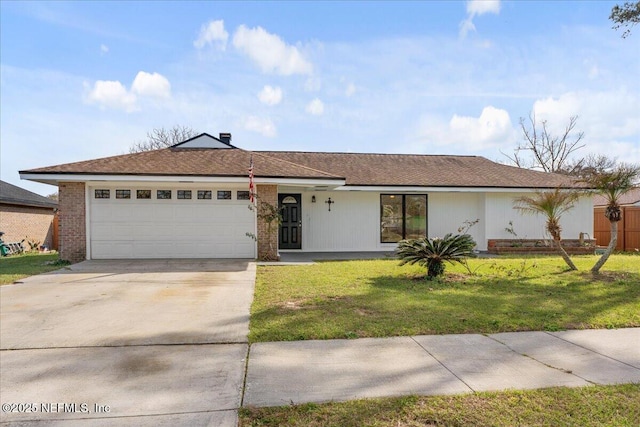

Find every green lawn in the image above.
[249,254,640,342]
[0,252,68,285]
[239,384,640,427]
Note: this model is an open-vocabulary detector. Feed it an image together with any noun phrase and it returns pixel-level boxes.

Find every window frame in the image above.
[157,190,172,200]
[136,190,152,200]
[380,194,428,243]
[115,189,131,199]
[197,190,212,200]
[217,190,232,200]
[177,190,192,200]
[94,189,110,199]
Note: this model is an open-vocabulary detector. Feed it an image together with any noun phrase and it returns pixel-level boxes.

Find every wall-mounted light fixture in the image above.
[325,197,335,211]
[311,195,316,203]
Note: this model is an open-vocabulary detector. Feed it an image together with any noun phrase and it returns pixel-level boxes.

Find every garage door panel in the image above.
[92,242,134,259]
[172,224,204,239]
[92,224,114,240]
[133,224,159,239]
[90,188,255,259]
[150,206,174,221]
[114,207,136,222]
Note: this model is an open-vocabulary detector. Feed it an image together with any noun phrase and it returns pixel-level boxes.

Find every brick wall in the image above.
[0,204,55,249]
[58,182,86,263]
[256,184,279,260]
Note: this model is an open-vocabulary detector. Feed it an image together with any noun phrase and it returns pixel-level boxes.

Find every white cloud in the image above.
[85,71,171,112]
[85,80,138,112]
[194,19,228,50]
[533,90,639,138]
[306,98,324,116]
[415,106,516,152]
[100,44,109,54]
[131,71,171,98]
[460,0,501,38]
[232,25,313,75]
[450,106,514,147]
[467,0,501,15]
[258,85,283,106]
[243,116,277,137]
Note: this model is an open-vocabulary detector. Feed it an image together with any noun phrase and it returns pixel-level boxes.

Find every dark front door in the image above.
[279,194,302,249]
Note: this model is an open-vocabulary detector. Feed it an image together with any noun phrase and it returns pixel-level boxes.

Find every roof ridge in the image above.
[256,150,481,158]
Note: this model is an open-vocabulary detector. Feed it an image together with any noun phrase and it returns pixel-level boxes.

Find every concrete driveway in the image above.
[0,259,255,426]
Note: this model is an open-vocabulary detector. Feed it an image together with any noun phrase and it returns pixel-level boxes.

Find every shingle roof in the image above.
[21,145,580,189]
[259,151,578,188]
[23,148,342,180]
[0,180,57,209]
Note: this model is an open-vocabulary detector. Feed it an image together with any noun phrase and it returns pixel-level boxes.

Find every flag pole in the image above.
[249,155,255,204]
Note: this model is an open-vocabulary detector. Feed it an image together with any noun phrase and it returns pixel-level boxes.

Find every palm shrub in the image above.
[581,164,639,273]
[513,189,580,271]
[397,233,477,278]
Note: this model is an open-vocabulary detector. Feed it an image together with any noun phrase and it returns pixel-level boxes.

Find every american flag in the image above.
[248,155,255,203]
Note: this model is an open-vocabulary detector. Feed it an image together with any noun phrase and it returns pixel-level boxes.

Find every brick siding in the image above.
[58,182,86,263]
[0,204,55,249]
[256,184,279,260]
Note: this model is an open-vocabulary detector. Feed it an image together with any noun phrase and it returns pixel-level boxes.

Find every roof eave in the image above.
[20,172,345,187]
[0,199,57,209]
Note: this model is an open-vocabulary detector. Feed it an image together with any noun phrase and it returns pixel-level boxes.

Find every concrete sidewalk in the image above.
[243,328,640,408]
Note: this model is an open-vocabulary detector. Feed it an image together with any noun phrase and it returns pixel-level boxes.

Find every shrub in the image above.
[397,233,477,278]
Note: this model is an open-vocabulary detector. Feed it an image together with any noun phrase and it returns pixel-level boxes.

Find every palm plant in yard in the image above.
[582,164,640,273]
[514,188,580,271]
[397,233,476,278]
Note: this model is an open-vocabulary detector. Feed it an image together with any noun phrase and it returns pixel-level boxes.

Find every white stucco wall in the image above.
[484,193,594,245]
[300,191,387,251]
[428,192,486,250]
[295,190,594,253]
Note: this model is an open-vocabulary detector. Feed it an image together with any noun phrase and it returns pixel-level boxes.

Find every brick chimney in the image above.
[219,133,232,144]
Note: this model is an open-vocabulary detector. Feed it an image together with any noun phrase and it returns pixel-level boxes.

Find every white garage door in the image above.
[89,187,255,259]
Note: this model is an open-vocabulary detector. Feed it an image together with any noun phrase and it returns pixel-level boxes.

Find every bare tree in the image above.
[611,1,640,38]
[561,154,618,179]
[503,114,585,173]
[129,125,199,153]
[46,192,59,201]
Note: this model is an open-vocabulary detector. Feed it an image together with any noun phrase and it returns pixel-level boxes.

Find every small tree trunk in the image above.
[555,238,578,271]
[591,220,618,273]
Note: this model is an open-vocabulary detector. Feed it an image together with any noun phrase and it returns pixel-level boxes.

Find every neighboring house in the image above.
[0,180,58,250]
[20,133,593,262]
[593,187,640,251]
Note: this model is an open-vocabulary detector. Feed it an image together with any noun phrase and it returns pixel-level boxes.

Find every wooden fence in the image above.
[594,206,640,251]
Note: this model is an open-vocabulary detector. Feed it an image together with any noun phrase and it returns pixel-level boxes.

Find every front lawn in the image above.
[239,384,640,427]
[249,254,639,342]
[0,252,67,285]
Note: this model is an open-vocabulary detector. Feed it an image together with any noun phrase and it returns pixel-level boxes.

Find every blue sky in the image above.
[1,1,639,195]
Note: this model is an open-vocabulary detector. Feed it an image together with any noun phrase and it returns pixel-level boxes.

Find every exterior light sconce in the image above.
[311,195,316,203]
[325,197,335,211]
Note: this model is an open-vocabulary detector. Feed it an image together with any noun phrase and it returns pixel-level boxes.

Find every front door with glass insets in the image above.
[279,194,302,249]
